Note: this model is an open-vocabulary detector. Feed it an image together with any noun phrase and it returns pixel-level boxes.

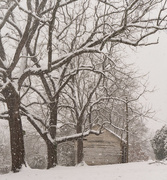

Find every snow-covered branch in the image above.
[0,2,17,30]
[56,129,102,143]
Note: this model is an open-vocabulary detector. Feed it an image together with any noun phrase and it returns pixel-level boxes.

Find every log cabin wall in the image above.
[83,128,123,165]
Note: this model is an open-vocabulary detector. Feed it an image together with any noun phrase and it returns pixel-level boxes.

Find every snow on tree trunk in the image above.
[1,83,25,172]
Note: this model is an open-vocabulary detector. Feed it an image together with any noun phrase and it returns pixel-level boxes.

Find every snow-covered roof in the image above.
[104,127,126,143]
[93,124,126,143]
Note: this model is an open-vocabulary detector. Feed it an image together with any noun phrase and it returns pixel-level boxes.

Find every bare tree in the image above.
[0,0,167,172]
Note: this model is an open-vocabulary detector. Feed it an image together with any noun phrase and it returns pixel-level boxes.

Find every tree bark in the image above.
[45,137,57,169]
[2,83,25,172]
[76,137,83,164]
[76,121,83,164]
[49,101,57,139]
[125,97,129,163]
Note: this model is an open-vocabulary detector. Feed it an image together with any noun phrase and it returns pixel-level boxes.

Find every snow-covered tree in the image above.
[0,0,167,172]
[151,125,167,160]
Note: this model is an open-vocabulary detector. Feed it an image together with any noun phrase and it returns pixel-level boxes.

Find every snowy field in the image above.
[1,161,167,180]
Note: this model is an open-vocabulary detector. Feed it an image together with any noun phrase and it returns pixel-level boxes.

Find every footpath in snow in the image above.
[1,161,167,180]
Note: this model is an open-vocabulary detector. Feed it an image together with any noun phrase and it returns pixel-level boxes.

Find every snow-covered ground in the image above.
[1,161,167,180]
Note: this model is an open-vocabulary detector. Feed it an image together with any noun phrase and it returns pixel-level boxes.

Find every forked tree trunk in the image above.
[34,133,57,169]
[26,114,57,169]
[2,83,25,172]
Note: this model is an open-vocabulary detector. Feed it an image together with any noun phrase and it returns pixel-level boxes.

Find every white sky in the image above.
[126,31,167,131]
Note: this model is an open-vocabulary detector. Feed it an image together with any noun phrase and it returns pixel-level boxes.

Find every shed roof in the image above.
[92,124,126,143]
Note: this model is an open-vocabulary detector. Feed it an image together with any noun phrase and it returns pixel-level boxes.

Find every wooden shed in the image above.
[57,125,126,166]
[82,126,126,165]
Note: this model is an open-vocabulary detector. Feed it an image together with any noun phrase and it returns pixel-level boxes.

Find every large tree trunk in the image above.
[2,83,25,172]
[76,121,83,164]
[46,137,57,169]
[76,138,84,164]
[47,101,58,168]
